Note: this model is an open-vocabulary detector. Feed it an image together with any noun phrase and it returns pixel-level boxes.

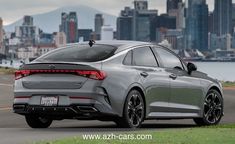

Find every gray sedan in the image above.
[13,40,223,128]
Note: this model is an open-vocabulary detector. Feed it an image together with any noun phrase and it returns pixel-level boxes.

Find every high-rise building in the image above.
[176,2,185,29]
[60,12,68,39]
[167,0,182,14]
[0,17,4,54]
[133,1,157,41]
[68,12,78,43]
[166,30,183,50]
[78,29,92,41]
[0,18,3,43]
[117,7,134,40]
[151,13,176,42]
[231,33,235,49]
[101,25,114,40]
[59,12,78,43]
[213,0,232,36]
[39,33,53,44]
[134,0,148,10]
[185,0,209,51]
[94,14,104,35]
[232,4,235,33]
[15,16,39,46]
[208,12,214,33]
[117,1,157,42]
[23,16,33,26]
[209,33,232,50]
[53,32,67,47]
[156,14,176,29]
[133,10,158,41]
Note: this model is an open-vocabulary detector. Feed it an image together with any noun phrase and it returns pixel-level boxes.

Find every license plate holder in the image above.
[40,96,59,106]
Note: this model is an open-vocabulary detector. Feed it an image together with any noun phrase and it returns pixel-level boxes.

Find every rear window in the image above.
[37,45,117,62]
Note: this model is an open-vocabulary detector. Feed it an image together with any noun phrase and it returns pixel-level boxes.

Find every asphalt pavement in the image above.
[0,74,234,144]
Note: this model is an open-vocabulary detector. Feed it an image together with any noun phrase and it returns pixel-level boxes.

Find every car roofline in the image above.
[54,40,173,55]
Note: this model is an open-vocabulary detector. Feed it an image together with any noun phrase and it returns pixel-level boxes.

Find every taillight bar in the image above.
[15,69,106,80]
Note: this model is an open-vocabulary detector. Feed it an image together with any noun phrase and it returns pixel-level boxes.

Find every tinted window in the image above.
[37,45,117,62]
[123,50,132,65]
[133,47,158,67]
[155,47,183,69]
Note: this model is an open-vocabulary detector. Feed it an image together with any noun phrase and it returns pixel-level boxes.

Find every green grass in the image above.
[36,124,235,144]
[0,67,16,75]
[222,81,235,87]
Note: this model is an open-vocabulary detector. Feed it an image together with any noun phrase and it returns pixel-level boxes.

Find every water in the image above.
[1,60,235,81]
[194,62,235,81]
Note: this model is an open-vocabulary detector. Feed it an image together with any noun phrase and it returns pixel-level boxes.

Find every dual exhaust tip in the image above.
[77,106,98,113]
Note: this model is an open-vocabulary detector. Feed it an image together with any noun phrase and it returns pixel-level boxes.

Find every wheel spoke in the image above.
[214,103,222,110]
[205,108,213,118]
[134,113,141,125]
[128,102,134,110]
[135,103,143,111]
[211,93,216,103]
[204,98,210,106]
[213,111,219,121]
[132,94,138,106]
[129,112,135,123]
[127,92,144,127]
[211,111,217,123]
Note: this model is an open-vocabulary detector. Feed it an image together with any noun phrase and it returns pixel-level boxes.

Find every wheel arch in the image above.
[208,85,223,97]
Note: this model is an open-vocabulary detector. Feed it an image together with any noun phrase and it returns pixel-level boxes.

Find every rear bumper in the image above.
[13,104,115,120]
[13,92,118,118]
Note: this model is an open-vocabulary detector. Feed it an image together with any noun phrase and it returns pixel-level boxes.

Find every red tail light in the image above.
[76,70,106,80]
[15,70,31,80]
[15,70,106,80]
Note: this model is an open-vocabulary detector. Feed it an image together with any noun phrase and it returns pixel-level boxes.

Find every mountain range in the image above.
[4,5,117,33]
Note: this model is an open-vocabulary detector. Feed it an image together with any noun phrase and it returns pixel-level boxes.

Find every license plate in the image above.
[40,96,58,106]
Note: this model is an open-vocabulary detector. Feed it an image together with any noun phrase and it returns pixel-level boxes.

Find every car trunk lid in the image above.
[17,62,104,89]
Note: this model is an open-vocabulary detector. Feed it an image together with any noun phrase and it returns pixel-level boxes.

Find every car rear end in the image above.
[13,44,118,120]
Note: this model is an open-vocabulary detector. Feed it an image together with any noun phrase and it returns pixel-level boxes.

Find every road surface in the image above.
[0,75,234,144]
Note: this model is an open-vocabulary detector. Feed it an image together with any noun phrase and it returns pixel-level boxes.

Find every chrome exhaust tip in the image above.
[77,106,98,113]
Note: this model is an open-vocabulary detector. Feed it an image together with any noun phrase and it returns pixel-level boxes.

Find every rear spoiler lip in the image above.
[29,61,100,65]
[19,62,100,71]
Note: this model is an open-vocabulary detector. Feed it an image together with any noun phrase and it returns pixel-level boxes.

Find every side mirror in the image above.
[187,62,197,75]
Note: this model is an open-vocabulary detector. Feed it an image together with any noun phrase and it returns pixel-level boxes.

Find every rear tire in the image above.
[115,90,145,128]
[194,89,223,126]
[25,115,52,128]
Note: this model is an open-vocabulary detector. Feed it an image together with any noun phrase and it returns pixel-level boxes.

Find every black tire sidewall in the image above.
[25,115,52,128]
[123,90,145,128]
[202,89,223,125]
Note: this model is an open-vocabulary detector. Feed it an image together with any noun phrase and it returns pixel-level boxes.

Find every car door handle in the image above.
[169,74,177,80]
[140,72,149,77]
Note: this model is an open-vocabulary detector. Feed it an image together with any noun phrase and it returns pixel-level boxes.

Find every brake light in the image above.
[15,70,106,80]
[15,70,31,80]
[76,70,106,80]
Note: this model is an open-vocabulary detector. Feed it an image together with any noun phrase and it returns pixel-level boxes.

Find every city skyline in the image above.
[0,0,222,25]
[0,0,235,63]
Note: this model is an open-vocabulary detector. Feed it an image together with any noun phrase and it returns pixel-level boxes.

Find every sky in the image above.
[0,0,216,25]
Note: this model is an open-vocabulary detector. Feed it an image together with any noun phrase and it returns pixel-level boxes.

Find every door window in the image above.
[155,47,183,70]
[133,47,158,67]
